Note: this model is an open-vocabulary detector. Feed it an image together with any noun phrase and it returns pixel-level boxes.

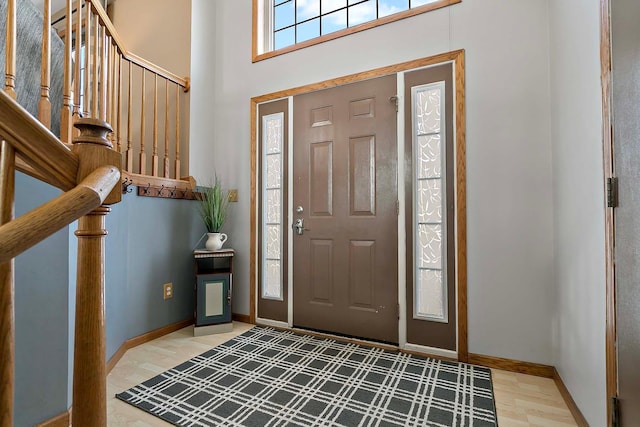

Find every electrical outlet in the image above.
[163,283,173,300]
[228,189,238,202]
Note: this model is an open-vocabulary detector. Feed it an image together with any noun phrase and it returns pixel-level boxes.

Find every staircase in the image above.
[0,0,192,425]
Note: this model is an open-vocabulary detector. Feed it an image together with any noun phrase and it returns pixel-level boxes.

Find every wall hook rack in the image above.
[136,183,199,200]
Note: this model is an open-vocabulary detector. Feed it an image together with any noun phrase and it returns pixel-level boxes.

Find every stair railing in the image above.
[1,0,194,425]
[53,0,192,188]
[0,89,121,426]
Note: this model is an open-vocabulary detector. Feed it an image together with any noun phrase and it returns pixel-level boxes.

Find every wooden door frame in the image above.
[249,50,468,361]
[600,0,616,425]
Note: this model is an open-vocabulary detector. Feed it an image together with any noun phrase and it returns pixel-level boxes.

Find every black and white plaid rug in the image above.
[116,327,498,426]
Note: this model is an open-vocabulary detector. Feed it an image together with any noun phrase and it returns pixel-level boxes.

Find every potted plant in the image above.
[197,176,230,251]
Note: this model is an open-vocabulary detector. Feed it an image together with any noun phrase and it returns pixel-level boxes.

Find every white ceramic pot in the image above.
[205,232,228,251]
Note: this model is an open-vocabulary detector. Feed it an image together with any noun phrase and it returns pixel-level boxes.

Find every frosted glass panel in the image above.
[417,224,442,269]
[417,179,442,223]
[417,135,441,178]
[205,281,224,317]
[266,117,282,154]
[413,82,446,322]
[266,225,281,259]
[266,155,282,189]
[263,260,282,299]
[416,87,441,135]
[262,112,284,301]
[265,189,281,223]
[415,269,443,318]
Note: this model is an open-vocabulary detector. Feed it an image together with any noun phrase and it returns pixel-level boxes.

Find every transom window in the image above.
[254,0,461,61]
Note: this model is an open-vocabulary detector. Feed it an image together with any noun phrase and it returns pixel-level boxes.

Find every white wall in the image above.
[190,0,555,364]
[549,1,607,425]
[109,0,191,78]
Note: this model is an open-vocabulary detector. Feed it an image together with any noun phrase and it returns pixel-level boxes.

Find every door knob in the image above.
[293,218,309,235]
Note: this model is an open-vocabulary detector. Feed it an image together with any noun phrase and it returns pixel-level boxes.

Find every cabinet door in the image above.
[196,273,231,326]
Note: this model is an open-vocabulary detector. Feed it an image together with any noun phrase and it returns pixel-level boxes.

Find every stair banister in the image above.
[0,140,16,427]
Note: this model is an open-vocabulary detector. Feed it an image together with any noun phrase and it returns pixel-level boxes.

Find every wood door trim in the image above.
[250,50,467,359]
[600,0,616,425]
[455,52,468,362]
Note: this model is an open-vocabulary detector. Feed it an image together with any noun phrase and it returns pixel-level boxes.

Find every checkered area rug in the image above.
[116,327,498,426]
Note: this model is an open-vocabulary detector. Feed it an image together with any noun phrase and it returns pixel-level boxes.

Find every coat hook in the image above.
[143,183,151,195]
[169,186,177,197]
[159,185,165,196]
[121,178,133,194]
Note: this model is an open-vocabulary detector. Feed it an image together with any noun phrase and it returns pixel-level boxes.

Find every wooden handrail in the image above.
[0,90,78,191]
[0,165,119,264]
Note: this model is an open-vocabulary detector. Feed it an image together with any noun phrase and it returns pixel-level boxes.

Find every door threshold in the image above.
[292,326,399,349]
[255,319,398,351]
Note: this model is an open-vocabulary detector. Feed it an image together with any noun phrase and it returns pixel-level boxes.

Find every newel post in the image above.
[71,118,121,426]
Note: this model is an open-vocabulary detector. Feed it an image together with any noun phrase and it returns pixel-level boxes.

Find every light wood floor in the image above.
[107,322,578,426]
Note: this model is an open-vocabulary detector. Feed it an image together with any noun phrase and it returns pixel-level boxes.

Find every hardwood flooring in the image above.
[107,322,578,426]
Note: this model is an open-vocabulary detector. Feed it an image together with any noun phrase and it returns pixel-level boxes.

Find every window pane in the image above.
[348,0,376,26]
[266,225,281,259]
[274,27,295,50]
[416,269,444,318]
[263,260,282,299]
[297,0,320,22]
[417,179,442,223]
[265,189,281,223]
[297,18,320,42]
[417,224,442,269]
[275,0,290,5]
[411,0,438,8]
[416,135,441,178]
[416,87,441,134]
[265,155,282,189]
[275,1,295,30]
[379,0,409,17]
[321,9,347,35]
[321,0,347,14]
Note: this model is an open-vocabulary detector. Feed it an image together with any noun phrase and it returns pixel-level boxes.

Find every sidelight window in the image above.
[261,112,285,301]
[412,81,447,322]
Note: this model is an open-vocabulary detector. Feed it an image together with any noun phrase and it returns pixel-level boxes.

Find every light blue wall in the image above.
[105,194,203,359]
[14,173,70,426]
[13,173,203,424]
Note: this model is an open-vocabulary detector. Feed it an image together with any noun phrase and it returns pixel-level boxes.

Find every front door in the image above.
[612,0,640,423]
[292,75,398,343]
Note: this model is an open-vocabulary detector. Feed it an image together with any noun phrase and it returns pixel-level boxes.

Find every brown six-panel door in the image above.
[292,75,398,344]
